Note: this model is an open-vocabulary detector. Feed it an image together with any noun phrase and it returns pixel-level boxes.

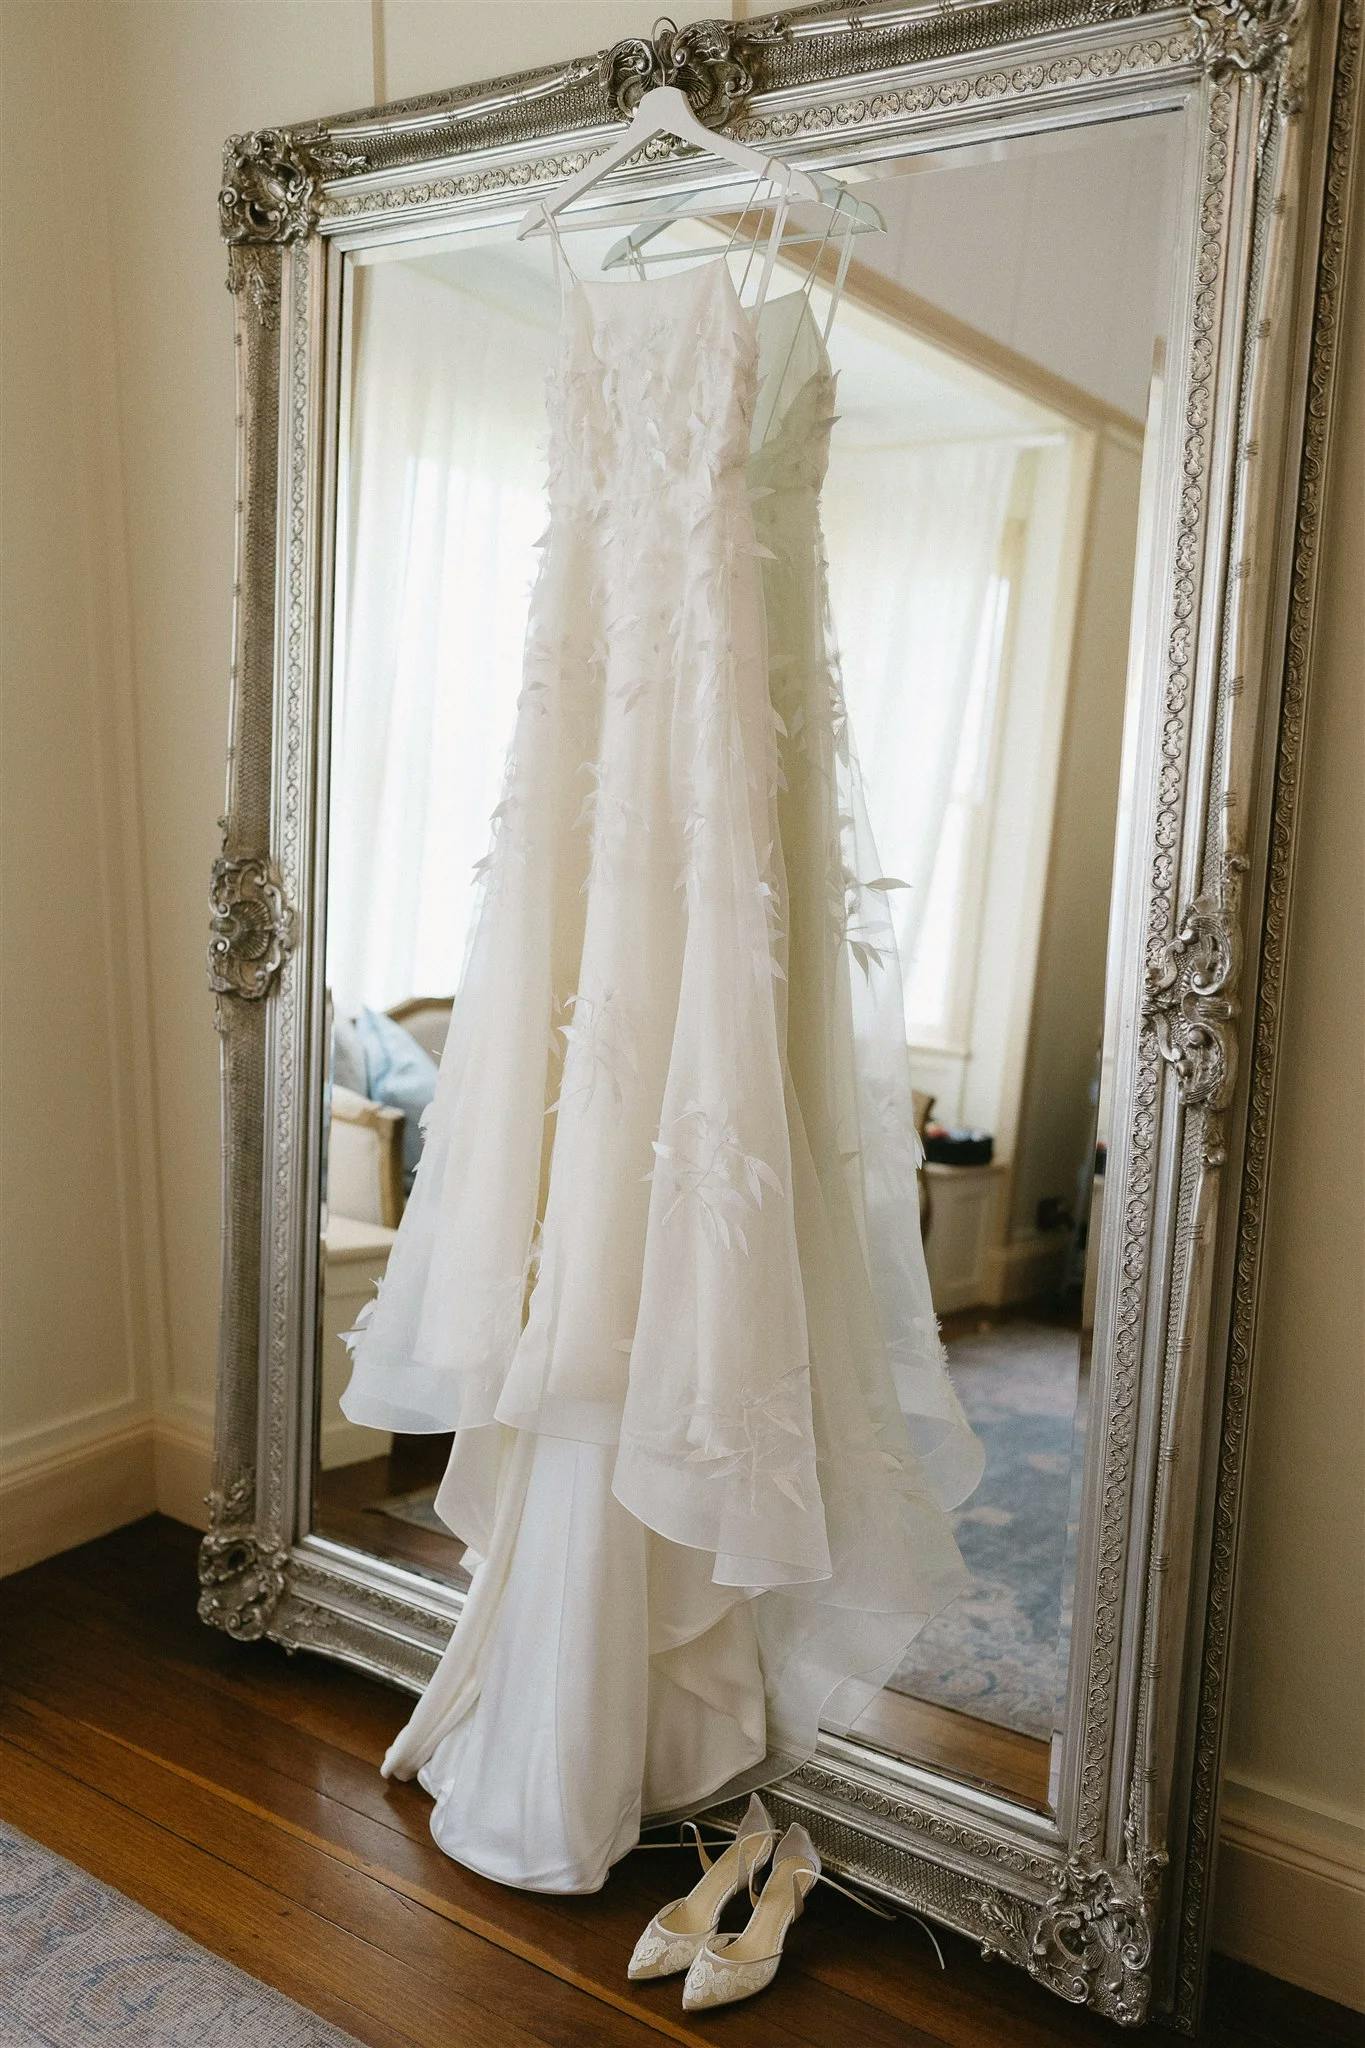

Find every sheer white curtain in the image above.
[328,260,554,1014]
[823,438,1018,1027]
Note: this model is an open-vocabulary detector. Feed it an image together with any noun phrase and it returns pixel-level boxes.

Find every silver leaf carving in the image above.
[198,1477,289,1642]
[220,125,368,320]
[1142,856,1246,1161]
[1192,0,1307,78]
[978,1831,1166,2027]
[208,845,295,1002]
[601,15,791,130]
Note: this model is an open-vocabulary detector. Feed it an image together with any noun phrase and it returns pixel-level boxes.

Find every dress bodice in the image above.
[748,295,844,757]
[750,290,838,503]
[547,262,757,511]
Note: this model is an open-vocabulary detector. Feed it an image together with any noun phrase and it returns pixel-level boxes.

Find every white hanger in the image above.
[515,84,821,242]
[599,171,883,274]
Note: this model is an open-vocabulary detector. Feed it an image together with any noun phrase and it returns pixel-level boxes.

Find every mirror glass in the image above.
[313,112,1183,1814]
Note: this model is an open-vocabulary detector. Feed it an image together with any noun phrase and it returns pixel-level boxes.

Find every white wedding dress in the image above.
[342,232,983,1891]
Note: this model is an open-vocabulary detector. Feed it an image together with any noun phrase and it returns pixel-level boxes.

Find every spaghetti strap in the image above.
[722,170,769,286]
[540,201,576,300]
[750,163,794,318]
[821,193,857,345]
[756,189,858,445]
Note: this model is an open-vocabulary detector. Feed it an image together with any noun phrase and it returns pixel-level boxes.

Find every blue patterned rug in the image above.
[0,1824,361,2047]
[890,1319,1082,1739]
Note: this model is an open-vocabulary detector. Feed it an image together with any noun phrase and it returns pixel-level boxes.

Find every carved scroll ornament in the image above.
[216,6,1311,322]
[198,1476,289,1641]
[601,14,790,128]
[220,124,367,320]
[978,1829,1166,2027]
[1193,0,1307,78]
[208,847,296,1002]
[219,14,790,283]
[1142,857,1246,1160]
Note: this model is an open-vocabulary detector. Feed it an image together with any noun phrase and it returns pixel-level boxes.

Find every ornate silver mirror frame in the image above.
[202,2,1359,2028]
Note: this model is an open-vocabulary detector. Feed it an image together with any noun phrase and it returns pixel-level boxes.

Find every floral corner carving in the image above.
[197,1476,289,1642]
[208,845,296,1003]
[1142,857,1247,1164]
[220,123,368,321]
[1192,0,1307,79]
[601,14,791,130]
[977,1836,1166,2027]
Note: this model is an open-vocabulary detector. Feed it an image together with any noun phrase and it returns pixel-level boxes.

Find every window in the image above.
[902,561,1015,1046]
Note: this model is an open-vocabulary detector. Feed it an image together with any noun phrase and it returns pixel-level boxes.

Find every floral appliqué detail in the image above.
[627,1920,712,1982]
[648,1099,782,1254]
[549,989,637,1112]
[470,781,528,901]
[683,1939,783,2010]
[576,759,647,886]
[685,1365,815,1513]
[859,1077,926,1187]
[829,851,908,981]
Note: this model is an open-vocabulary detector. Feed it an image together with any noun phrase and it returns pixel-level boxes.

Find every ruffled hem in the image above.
[613,1423,829,1590]
[340,1351,472,1436]
[382,1419,967,1892]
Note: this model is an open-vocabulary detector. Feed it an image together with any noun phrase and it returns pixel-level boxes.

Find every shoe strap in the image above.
[639,1826,939,1963]
[637,1819,778,1882]
[681,1818,717,1873]
[807,1871,947,1968]
[815,1868,899,1924]
[747,1855,901,1929]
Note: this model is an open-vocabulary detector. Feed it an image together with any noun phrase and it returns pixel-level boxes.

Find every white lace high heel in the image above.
[681,1821,901,2011]
[627,1793,776,1982]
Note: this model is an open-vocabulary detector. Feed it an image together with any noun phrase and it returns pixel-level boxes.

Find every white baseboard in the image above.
[0,1409,216,1574]
[1215,1777,1365,2011]
[982,1228,1070,1306]
[152,1413,214,1531]
[320,1411,394,1471]
[0,1420,157,1577]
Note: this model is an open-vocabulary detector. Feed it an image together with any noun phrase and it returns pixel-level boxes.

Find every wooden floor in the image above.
[315,1441,469,1581]
[848,1689,1051,1809]
[1,1519,1357,2048]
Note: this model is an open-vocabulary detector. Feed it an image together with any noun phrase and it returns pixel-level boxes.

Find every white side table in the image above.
[319,1212,398,1469]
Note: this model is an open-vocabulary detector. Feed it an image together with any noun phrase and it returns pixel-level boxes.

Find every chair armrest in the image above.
[329,1086,405,1228]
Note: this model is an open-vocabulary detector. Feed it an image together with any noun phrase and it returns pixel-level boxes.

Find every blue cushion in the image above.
[353,1009,439,1189]
[330,1010,369,1097]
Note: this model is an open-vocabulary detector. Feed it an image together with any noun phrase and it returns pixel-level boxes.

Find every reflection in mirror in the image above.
[314,111,1182,1816]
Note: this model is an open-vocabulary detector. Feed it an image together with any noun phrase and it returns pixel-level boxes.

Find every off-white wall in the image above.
[1225,165,1364,1823]
[1213,149,1365,2004]
[1007,431,1143,1247]
[0,0,170,1563]
[98,2,377,1508]
[0,0,1359,2002]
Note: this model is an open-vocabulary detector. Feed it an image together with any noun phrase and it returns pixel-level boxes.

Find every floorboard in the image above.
[0,1518,1356,2048]
[849,1689,1051,1808]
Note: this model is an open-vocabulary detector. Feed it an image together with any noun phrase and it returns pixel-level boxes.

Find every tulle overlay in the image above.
[342,259,983,1891]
